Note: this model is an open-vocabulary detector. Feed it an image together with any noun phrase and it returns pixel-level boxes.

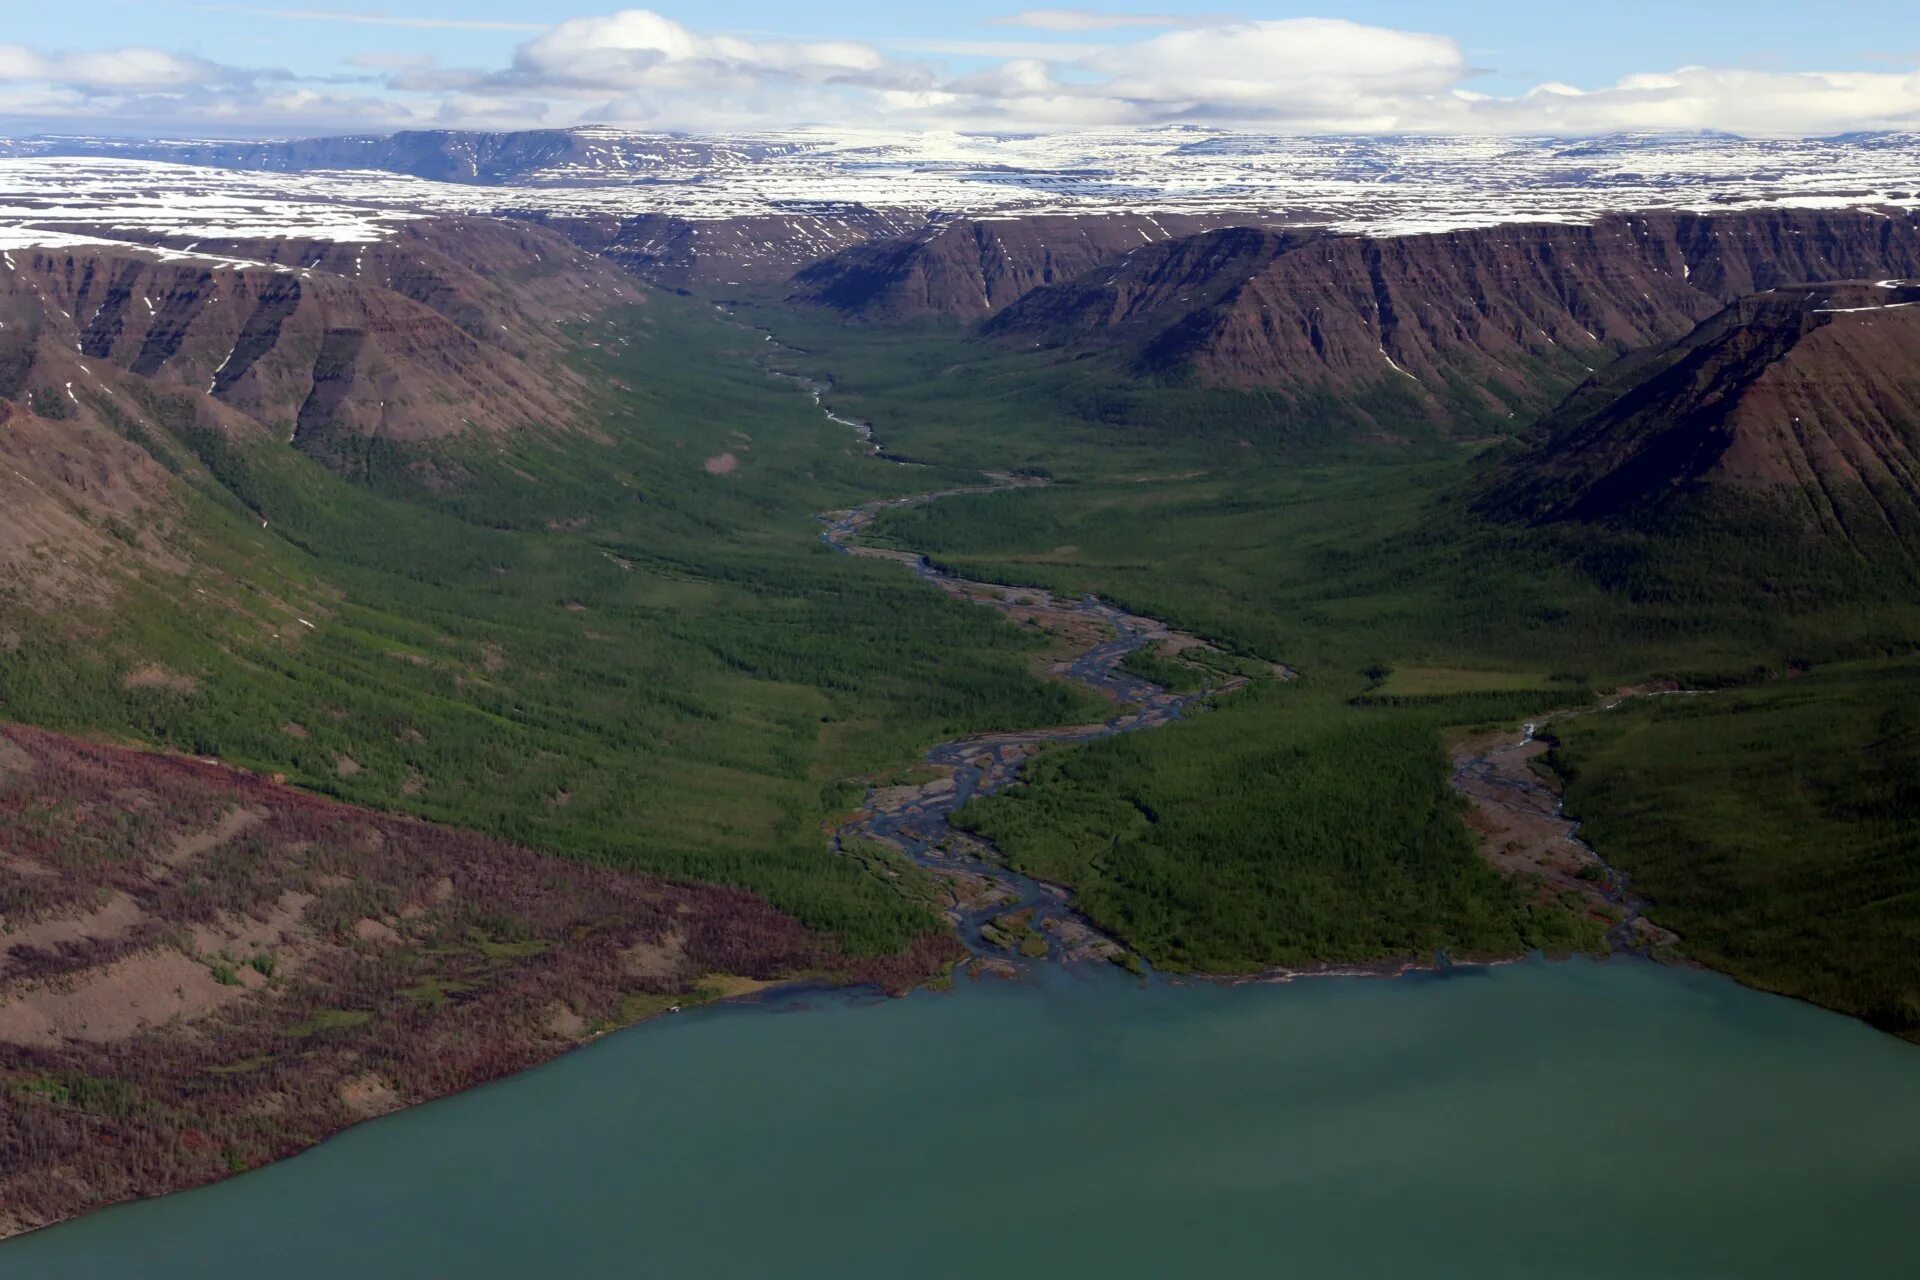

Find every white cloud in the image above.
[3,10,1920,138]
[506,11,896,93]
[0,44,241,92]
[1453,66,1920,136]
[0,40,409,133]
[1079,18,1468,115]
[874,38,1110,60]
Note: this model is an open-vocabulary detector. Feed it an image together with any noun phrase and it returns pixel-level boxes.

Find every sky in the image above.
[2,1,1919,137]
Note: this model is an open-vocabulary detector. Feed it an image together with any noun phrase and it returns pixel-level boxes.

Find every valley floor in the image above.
[6,281,1920,1238]
[750,300,1920,1035]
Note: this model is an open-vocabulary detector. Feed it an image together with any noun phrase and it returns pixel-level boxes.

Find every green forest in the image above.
[954,680,1605,971]
[1546,660,1920,1039]
[6,280,1918,1033]
[743,300,1920,1018]
[0,296,1103,956]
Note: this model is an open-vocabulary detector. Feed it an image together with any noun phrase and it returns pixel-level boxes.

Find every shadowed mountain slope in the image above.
[1481,281,1920,534]
[981,210,1920,432]
[787,214,1245,322]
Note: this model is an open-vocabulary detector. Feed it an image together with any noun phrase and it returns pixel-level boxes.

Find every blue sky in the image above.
[4,3,1919,136]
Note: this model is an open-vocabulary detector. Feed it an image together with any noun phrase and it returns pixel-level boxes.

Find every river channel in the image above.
[10,366,1920,1277]
[818,474,1250,968]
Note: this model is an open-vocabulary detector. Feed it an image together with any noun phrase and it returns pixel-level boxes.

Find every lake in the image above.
[9,958,1919,1278]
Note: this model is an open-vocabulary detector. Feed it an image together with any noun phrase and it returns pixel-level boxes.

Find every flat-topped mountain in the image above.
[786,214,1245,322]
[7,129,1916,290]
[981,210,1920,431]
[1481,281,1920,532]
[13,129,816,187]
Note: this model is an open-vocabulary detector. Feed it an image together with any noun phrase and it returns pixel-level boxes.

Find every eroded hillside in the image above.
[982,209,1920,429]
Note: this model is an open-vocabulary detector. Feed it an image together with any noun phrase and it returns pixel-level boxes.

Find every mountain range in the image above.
[5,126,1917,288]
[970,209,1920,428]
[6,126,1920,1233]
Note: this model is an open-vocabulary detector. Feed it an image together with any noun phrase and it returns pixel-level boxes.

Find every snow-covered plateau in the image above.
[1,127,1916,262]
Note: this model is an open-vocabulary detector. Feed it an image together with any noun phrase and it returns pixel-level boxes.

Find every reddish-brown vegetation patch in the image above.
[0,724,956,1238]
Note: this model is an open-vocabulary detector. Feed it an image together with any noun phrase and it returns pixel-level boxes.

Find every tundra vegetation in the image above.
[0,723,953,1233]
[750,300,1920,1028]
[5,273,1920,1241]
[1,297,1102,957]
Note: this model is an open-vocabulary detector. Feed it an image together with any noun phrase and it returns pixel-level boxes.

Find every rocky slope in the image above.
[0,373,194,603]
[984,209,1920,430]
[1480,281,1920,531]
[787,214,1244,321]
[0,217,639,591]
[0,218,639,468]
[0,721,943,1240]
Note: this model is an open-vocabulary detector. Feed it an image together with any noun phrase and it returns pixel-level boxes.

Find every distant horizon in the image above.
[3,5,1919,138]
[3,121,1915,145]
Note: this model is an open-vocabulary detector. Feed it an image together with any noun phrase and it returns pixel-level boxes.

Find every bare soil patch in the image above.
[0,948,244,1047]
[621,930,688,981]
[2,892,144,971]
[121,664,197,695]
[338,1072,401,1119]
[545,1004,587,1039]
[702,451,740,475]
[351,918,401,947]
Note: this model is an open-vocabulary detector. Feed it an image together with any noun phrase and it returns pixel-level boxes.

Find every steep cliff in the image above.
[787,214,1243,321]
[0,216,640,590]
[0,218,640,466]
[984,209,1920,430]
[1480,281,1920,533]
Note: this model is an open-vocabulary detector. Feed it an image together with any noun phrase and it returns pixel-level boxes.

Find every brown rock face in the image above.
[0,216,640,590]
[0,218,641,465]
[787,213,1247,322]
[1481,282,1920,528]
[0,382,186,598]
[986,209,1920,428]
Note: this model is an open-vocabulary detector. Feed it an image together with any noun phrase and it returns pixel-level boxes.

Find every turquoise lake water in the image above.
[9,959,1920,1278]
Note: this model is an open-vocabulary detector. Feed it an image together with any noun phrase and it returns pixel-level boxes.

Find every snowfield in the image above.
[0,158,428,263]
[0,129,1916,258]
